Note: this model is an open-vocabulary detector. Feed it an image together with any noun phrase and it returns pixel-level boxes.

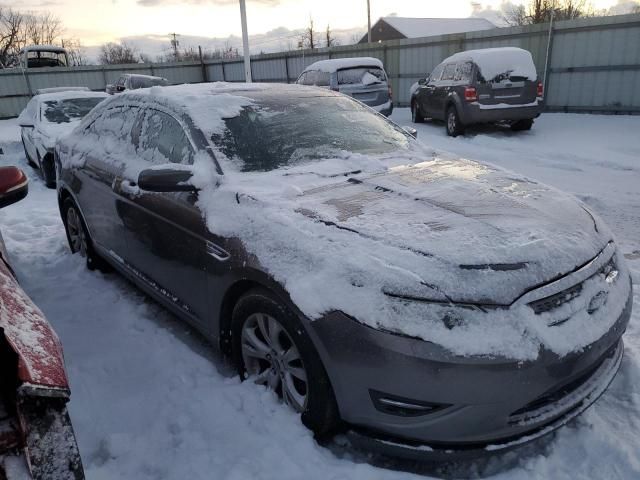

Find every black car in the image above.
[411,47,543,136]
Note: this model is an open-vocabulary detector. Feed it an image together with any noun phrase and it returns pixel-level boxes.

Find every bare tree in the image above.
[99,41,140,65]
[325,24,339,48]
[63,38,88,66]
[22,11,63,46]
[502,0,595,25]
[299,16,316,50]
[0,7,23,68]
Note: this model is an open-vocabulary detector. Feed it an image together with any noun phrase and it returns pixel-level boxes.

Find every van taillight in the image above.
[464,86,477,102]
[537,81,544,98]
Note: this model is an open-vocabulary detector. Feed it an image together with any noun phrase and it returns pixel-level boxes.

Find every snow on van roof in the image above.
[303,57,384,73]
[20,45,66,53]
[442,47,538,81]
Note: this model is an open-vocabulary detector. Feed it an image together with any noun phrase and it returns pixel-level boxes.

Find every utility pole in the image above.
[169,32,180,61]
[239,0,252,82]
[367,0,372,43]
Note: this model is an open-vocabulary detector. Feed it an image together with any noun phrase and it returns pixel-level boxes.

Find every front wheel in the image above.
[62,198,110,272]
[446,106,464,137]
[231,288,339,436]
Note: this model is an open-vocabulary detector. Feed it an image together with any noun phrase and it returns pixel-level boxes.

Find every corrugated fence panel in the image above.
[1,13,639,117]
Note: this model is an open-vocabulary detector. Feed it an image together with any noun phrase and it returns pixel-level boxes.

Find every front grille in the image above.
[527,256,616,316]
[528,282,583,314]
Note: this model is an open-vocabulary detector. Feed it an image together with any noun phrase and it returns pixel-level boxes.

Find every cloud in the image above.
[136,0,281,6]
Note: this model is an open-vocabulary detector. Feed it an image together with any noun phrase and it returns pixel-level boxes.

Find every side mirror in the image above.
[418,78,427,86]
[138,167,196,193]
[403,126,418,138]
[0,167,28,209]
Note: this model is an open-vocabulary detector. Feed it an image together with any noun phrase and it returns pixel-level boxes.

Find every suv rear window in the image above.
[337,67,385,85]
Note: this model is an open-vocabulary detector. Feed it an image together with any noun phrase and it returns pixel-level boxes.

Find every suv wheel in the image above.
[446,106,464,137]
[511,119,534,131]
[62,197,110,272]
[411,101,424,123]
[231,288,339,436]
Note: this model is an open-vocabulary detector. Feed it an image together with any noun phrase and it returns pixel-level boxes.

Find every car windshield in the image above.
[212,94,411,172]
[337,67,385,85]
[42,97,105,123]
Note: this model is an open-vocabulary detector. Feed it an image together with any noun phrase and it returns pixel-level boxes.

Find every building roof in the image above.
[381,16,495,39]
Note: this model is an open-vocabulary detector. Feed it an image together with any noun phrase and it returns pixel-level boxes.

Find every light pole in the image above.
[367,0,372,43]
[239,0,252,82]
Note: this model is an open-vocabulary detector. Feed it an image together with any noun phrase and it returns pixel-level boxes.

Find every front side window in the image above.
[429,64,444,84]
[454,62,474,83]
[139,110,194,165]
[212,94,412,172]
[441,64,457,81]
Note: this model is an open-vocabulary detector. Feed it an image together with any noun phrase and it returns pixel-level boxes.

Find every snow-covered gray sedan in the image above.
[18,90,108,187]
[54,83,632,458]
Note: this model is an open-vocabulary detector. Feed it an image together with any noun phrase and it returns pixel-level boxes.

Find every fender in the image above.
[444,92,469,125]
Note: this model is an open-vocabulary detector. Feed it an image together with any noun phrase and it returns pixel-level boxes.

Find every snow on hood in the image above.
[191,141,627,361]
[444,47,538,82]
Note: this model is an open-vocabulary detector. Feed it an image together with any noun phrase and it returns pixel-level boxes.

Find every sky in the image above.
[12,0,630,56]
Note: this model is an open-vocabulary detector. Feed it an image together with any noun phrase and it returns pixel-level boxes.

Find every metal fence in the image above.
[1,13,639,119]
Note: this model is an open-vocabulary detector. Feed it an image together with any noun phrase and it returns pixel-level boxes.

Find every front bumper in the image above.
[308,290,632,455]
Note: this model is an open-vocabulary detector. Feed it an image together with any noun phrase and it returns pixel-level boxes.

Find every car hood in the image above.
[290,156,611,305]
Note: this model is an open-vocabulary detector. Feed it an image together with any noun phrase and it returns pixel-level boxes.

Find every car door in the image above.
[115,107,209,324]
[429,62,457,120]
[73,105,140,260]
[419,64,443,118]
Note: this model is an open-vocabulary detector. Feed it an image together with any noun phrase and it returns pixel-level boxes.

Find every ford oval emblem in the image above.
[588,291,608,314]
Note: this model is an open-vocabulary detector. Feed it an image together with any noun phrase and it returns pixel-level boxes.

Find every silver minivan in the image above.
[296,57,393,116]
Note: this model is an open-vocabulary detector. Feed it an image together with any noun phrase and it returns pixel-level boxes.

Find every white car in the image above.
[18,90,108,187]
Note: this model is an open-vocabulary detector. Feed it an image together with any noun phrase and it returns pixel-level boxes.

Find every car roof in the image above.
[123,74,167,80]
[35,90,110,103]
[303,57,384,74]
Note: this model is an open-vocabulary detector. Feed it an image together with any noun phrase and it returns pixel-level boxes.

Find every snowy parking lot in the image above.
[0,109,639,480]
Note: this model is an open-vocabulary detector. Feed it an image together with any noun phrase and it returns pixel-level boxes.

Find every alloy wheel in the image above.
[241,312,309,412]
[66,207,88,257]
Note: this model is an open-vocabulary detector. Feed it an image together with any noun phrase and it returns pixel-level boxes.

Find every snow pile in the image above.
[1,112,640,479]
[304,57,383,73]
[444,47,538,82]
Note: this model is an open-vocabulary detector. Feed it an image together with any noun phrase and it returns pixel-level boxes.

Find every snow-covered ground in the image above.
[0,110,638,479]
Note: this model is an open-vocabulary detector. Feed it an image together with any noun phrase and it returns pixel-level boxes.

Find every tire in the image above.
[446,105,464,137]
[21,137,38,168]
[511,118,534,131]
[411,101,424,124]
[231,288,340,437]
[62,197,110,272]
[41,154,56,189]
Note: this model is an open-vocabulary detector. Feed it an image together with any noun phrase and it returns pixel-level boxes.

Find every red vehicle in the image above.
[0,165,83,479]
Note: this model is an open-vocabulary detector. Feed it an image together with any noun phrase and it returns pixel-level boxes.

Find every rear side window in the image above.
[441,64,457,81]
[454,62,473,83]
[337,67,386,85]
[139,110,194,165]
